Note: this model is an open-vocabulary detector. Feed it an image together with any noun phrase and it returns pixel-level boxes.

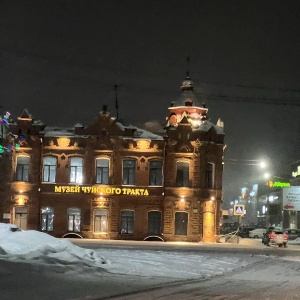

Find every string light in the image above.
[0,112,23,155]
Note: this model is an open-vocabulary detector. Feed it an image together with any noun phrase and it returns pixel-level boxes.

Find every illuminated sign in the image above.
[292,165,300,178]
[268,181,290,188]
[283,187,300,211]
[54,185,149,196]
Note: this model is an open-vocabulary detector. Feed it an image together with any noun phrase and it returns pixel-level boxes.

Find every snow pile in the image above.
[0,223,107,268]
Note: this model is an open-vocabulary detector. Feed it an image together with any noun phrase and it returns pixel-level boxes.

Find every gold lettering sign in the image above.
[54,185,149,196]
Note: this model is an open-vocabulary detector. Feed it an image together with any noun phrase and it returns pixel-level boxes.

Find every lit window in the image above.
[96,158,109,184]
[149,160,163,186]
[43,156,57,183]
[94,209,108,233]
[41,207,54,231]
[176,161,189,187]
[16,156,30,182]
[122,159,136,185]
[70,157,83,183]
[67,208,81,232]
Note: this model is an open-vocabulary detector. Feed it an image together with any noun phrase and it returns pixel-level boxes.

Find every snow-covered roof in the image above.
[194,120,225,134]
[43,127,75,137]
[133,128,163,140]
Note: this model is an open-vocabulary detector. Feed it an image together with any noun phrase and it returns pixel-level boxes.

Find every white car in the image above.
[249,228,266,239]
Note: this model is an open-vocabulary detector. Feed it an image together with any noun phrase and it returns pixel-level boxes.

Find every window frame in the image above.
[93,209,108,233]
[67,208,81,232]
[120,210,134,234]
[70,156,84,184]
[149,159,163,186]
[122,159,136,186]
[148,210,162,235]
[42,156,57,183]
[95,158,109,184]
[205,162,215,189]
[40,207,54,232]
[176,161,190,187]
[16,155,30,182]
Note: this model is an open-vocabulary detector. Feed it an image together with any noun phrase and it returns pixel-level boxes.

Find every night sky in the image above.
[0,0,299,206]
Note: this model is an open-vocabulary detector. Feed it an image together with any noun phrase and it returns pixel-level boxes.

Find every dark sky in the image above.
[1,0,300,206]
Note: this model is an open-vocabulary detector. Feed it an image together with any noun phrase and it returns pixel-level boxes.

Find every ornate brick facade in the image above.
[0,76,225,242]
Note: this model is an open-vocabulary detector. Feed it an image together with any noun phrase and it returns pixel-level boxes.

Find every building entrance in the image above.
[14,206,28,230]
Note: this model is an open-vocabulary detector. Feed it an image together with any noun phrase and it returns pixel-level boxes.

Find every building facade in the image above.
[0,76,225,242]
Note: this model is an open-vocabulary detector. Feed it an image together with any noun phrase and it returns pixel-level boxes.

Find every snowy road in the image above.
[107,255,300,300]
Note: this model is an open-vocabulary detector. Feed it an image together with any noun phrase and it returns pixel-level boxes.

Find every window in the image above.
[149,160,163,186]
[96,158,109,184]
[175,212,188,235]
[43,156,57,183]
[68,208,81,232]
[148,211,162,235]
[70,157,83,183]
[205,162,214,188]
[120,210,134,234]
[41,207,54,231]
[16,156,29,181]
[176,161,189,187]
[94,209,108,233]
[122,159,136,185]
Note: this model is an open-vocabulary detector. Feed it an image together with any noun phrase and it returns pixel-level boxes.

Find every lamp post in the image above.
[264,172,271,227]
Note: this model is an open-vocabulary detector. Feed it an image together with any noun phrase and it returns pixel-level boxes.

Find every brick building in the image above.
[0,76,225,242]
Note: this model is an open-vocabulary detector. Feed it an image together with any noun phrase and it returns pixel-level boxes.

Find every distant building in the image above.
[0,76,225,242]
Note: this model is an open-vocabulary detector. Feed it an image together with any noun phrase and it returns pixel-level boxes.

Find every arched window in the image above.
[43,156,57,182]
[95,158,109,184]
[67,208,81,232]
[41,207,54,231]
[70,157,83,183]
[16,156,30,182]
[149,160,163,186]
[122,159,136,185]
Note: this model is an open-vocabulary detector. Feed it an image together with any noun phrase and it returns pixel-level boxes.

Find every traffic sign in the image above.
[233,204,245,216]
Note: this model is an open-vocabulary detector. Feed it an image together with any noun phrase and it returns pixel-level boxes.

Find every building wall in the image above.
[0,106,225,242]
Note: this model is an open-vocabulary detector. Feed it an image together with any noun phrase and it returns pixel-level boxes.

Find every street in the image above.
[1,239,300,300]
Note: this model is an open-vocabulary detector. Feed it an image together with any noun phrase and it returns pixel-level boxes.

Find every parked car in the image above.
[262,230,288,247]
[249,228,266,239]
[238,226,256,238]
[284,228,300,240]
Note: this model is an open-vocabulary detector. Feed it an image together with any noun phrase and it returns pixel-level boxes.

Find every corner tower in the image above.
[164,76,225,243]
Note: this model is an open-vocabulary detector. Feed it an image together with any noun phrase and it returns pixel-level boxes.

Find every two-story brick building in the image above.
[0,76,225,242]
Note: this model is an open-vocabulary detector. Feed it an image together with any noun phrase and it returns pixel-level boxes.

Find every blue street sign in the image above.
[233,204,245,216]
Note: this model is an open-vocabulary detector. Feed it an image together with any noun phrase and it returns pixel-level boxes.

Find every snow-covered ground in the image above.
[0,222,265,280]
[2,223,300,299]
[2,222,300,279]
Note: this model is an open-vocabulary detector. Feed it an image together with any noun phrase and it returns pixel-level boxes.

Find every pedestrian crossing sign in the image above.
[233,204,245,216]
